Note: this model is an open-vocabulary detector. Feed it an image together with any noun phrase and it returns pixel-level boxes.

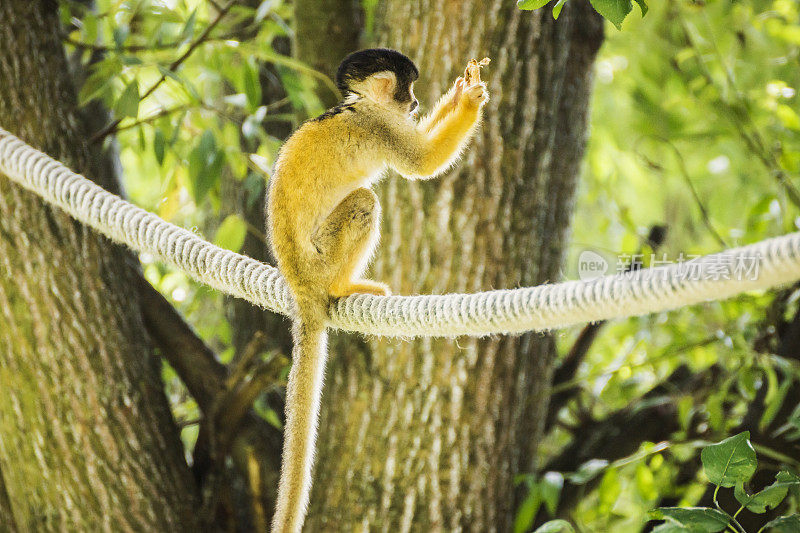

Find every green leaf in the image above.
[154,129,166,166]
[513,482,541,533]
[180,9,197,43]
[633,0,647,16]
[763,515,800,532]
[532,519,574,533]
[82,13,98,44]
[517,0,552,11]
[120,56,143,66]
[552,0,568,19]
[244,60,262,112]
[78,70,112,107]
[588,0,632,30]
[777,104,800,131]
[112,25,129,48]
[153,7,185,24]
[115,80,140,119]
[540,472,564,516]
[567,459,608,484]
[79,57,123,106]
[776,470,800,485]
[262,406,282,429]
[736,471,800,513]
[700,432,757,487]
[735,481,787,513]
[651,523,690,533]
[188,130,225,203]
[156,66,201,101]
[649,507,729,532]
[214,215,248,252]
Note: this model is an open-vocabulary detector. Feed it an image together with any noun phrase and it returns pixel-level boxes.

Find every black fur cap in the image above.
[336,48,419,102]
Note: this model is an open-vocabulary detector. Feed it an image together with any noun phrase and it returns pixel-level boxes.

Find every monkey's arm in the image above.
[389,83,487,179]
[417,77,463,134]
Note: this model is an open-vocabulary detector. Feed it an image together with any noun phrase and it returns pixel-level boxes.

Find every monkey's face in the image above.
[350,72,419,117]
[407,84,419,117]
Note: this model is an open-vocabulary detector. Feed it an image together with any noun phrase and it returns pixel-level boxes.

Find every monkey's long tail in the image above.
[271,308,329,533]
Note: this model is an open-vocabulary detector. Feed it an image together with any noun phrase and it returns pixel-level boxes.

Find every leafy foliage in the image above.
[59,0,325,448]
[527,0,800,531]
[518,0,647,28]
[648,433,800,532]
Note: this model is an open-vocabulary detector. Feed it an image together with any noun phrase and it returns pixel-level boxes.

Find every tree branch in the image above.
[136,273,226,412]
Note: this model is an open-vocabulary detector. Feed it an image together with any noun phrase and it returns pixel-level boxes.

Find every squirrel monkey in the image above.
[266,48,489,532]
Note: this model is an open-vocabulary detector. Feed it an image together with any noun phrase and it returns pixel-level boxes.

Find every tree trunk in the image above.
[294,0,363,108]
[306,2,603,531]
[0,2,198,530]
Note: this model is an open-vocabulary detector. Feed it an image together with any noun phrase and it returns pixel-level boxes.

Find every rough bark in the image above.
[0,2,198,530]
[294,0,363,108]
[305,2,603,531]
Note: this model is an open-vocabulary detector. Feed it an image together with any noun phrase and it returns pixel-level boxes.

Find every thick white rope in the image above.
[2,126,800,337]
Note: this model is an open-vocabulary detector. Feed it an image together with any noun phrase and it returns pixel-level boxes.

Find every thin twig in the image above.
[64,31,247,54]
[675,4,800,209]
[113,103,191,134]
[635,135,728,248]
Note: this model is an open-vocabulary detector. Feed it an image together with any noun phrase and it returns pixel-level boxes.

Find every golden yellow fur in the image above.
[266,54,488,533]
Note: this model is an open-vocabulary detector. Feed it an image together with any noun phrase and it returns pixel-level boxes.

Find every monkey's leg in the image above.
[312,188,390,297]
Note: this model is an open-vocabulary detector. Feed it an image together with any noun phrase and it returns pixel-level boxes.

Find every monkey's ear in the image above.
[369,71,396,103]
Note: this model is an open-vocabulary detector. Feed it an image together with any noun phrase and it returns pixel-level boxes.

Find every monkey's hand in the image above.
[419,76,466,134]
[461,82,489,109]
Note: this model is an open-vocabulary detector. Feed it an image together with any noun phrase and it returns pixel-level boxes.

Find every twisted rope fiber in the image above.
[3,127,800,338]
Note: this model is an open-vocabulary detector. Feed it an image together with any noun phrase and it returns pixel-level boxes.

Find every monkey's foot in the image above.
[330,280,391,298]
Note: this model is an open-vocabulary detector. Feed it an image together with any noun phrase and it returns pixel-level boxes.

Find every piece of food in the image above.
[464,57,491,85]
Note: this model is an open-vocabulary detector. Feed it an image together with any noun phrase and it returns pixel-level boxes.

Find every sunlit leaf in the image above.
[532,519,574,533]
[180,9,197,43]
[115,80,140,119]
[513,482,541,533]
[244,60,262,112]
[540,472,563,516]
[517,0,551,10]
[777,104,800,131]
[188,130,225,203]
[214,215,248,252]
[113,25,129,48]
[79,71,112,107]
[82,13,98,43]
[154,129,166,166]
[589,0,632,30]
[552,0,567,19]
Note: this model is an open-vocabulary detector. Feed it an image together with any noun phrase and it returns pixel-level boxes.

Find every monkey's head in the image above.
[336,48,420,116]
